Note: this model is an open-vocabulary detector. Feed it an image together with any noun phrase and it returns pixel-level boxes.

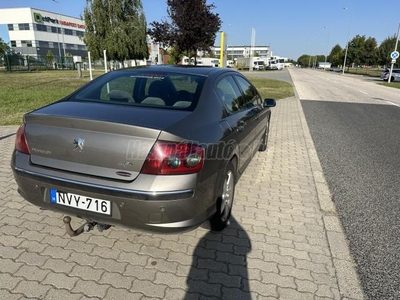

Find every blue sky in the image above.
[0,0,399,60]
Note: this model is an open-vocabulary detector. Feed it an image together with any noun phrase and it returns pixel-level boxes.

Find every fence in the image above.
[1,53,148,73]
[2,54,89,72]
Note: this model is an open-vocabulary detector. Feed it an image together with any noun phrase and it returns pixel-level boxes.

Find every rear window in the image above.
[73,70,206,111]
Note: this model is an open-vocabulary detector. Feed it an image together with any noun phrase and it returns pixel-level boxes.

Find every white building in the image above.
[0,7,87,58]
[211,45,271,60]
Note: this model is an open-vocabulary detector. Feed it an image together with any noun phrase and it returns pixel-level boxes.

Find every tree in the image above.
[46,50,54,65]
[329,44,343,67]
[166,46,183,65]
[363,37,378,66]
[83,0,148,62]
[347,35,366,67]
[297,54,312,67]
[148,0,221,64]
[377,35,399,67]
[0,38,10,58]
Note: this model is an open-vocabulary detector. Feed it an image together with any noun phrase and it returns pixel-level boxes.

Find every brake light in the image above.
[15,124,30,154]
[142,141,204,175]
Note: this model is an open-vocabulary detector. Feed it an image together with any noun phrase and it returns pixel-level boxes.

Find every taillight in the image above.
[141,141,204,175]
[15,124,30,154]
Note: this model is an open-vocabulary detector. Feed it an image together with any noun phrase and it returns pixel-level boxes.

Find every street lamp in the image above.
[308,37,317,68]
[323,26,330,70]
[53,0,66,58]
[342,7,353,74]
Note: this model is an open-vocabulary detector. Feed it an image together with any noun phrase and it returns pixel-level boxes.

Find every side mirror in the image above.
[263,98,276,108]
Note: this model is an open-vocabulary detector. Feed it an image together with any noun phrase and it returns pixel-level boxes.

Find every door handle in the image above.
[237,121,246,132]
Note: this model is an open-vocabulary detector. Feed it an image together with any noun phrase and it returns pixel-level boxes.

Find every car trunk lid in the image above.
[24,101,191,181]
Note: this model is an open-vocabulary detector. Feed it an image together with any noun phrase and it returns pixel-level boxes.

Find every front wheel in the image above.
[210,161,236,231]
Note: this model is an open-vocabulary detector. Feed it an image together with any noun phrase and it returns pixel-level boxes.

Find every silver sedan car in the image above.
[11,66,275,236]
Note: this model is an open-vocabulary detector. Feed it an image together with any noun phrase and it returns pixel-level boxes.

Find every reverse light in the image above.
[142,141,204,175]
[15,124,30,154]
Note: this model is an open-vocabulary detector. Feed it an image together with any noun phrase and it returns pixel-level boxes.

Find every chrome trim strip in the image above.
[14,166,194,197]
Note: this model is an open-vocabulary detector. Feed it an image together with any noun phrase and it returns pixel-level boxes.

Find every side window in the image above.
[234,76,262,109]
[99,76,136,102]
[215,76,242,113]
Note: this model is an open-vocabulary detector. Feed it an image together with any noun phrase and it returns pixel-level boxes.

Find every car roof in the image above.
[112,65,234,77]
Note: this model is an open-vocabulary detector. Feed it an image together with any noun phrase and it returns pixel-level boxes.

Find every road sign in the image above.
[392,59,397,64]
[391,51,399,59]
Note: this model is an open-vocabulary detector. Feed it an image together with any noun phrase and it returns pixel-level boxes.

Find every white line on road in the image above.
[386,101,400,107]
[359,90,369,95]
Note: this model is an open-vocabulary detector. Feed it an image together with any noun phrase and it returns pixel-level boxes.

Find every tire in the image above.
[258,120,270,152]
[210,161,236,231]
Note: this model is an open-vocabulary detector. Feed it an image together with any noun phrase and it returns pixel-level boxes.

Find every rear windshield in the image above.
[72,70,206,111]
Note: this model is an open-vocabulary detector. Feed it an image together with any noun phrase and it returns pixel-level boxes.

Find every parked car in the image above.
[329,67,342,73]
[11,66,276,235]
[380,68,400,82]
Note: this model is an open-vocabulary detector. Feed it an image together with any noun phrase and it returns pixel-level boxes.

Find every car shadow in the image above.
[184,216,252,300]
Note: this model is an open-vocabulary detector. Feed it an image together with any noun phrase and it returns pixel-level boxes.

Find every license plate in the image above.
[50,189,111,215]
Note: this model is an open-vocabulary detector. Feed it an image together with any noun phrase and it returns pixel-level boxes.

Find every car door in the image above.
[233,75,267,169]
[215,75,254,172]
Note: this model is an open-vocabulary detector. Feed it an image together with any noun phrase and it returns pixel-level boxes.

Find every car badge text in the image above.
[73,138,85,152]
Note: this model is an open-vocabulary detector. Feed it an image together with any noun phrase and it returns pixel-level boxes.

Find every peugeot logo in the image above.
[73,138,85,152]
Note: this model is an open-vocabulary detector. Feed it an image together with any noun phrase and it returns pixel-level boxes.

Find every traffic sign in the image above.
[392,59,397,64]
[391,51,399,59]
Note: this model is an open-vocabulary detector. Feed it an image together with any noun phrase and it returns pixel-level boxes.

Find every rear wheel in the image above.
[210,161,236,231]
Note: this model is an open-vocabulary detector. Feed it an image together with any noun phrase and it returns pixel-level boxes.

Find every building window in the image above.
[11,41,16,47]
[51,26,61,34]
[66,43,77,50]
[8,24,14,31]
[64,29,73,35]
[18,23,30,30]
[36,24,47,31]
[21,40,33,47]
[76,31,84,37]
[39,41,49,48]
[49,42,54,48]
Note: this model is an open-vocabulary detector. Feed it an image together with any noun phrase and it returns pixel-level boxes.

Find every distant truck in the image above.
[267,57,285,70]
[180,56,220,67]
[197,57,220,67]
[236,57,265,71]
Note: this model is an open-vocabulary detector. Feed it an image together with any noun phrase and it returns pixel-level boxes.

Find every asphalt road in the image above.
[290,68,400,300]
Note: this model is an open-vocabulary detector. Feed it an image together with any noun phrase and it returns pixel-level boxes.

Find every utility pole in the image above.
[342,7,353,74]
[323,26,330,70]
[388,23,400,83]
[250,27,256,71]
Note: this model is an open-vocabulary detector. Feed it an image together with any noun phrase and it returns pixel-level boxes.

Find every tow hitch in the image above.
[63,216,111,237]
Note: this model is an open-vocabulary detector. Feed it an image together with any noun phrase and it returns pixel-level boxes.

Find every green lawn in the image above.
[249,77,294,100]
[378,82,400,89]
[0,69,293,126]
[0,70,101,125]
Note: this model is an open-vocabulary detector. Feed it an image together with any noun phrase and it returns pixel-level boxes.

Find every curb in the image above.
[289,71,366,300]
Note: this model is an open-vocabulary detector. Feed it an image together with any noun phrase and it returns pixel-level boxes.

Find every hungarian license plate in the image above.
[50,189,111,215]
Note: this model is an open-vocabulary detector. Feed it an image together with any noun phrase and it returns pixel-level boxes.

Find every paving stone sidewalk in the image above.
[0,96,364,300]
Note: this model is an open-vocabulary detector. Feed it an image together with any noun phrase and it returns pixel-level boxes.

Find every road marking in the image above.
[386,101,400,107]
[359,90,369,95]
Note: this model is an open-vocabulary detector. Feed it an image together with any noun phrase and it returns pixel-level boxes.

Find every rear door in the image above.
[233,75,267,166]
[215,75,255,171]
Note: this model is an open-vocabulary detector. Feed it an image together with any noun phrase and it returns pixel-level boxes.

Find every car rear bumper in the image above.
[11,152,217,233]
